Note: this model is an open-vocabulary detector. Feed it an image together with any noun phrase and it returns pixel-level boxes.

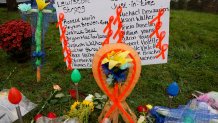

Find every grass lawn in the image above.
[0,7,218,122]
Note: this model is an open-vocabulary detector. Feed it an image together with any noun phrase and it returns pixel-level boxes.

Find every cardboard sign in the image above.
[54,0,170,69]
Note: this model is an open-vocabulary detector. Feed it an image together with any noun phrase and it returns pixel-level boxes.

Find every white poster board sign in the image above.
[54,0,170,69]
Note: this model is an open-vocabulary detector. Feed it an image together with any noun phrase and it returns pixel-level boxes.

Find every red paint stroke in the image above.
[113,6,122,25]
[102,30,113,46]
[155,31,166,49]
[149,8,165,25]
[117,31,125,43]
[156,44,168,59]
[97,50,136,123]
[103,16,114,33]
[113,22,122,39]
[57,13,73,70]
[149,21,162,38]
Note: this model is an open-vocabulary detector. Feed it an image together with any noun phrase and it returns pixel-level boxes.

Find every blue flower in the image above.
[106,74,113,85]
[113,71,127,82]
[150,107,165,123]
[18,3,31,12]
[102,64,110,75]
[120,63,131,70]
[32,51,45,58]
[102,63,128,84]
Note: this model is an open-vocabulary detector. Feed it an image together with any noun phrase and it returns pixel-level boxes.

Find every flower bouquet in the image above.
[0,20,32,62]
[66,95,94,123]
[101,50,133,87]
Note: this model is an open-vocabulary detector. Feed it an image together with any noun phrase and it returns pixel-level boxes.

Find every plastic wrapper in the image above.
[35,117,79,123]
[0,89,37,123]
[155,99,218,123]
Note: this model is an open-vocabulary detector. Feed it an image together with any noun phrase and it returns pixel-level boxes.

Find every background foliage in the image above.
[171,0,218,13]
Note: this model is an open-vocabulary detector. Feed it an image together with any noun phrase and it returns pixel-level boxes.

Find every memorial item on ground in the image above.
[18,1,54,82]
[71,69,81,100]
[66,94,94,123]
[0,89,36,123]
[166,82,179,107]
[92,43,141,123]
[0,20,32,62]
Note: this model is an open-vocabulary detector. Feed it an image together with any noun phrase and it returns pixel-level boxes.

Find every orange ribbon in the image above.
[60,27,67,42]
[113,6,122,25]
[149,21,162,38]
[102,30,113,46]
[149,8,164,25]
[155,31,166,49]
[117,31,124,43]
[64,49,71,62]
[56,13,73,70]
[56,13,64,28]
[63,40,68,52]
[64,49,73,70]
[98,50,136,123]
[67,50,73,70]
[67,62,73,70]
[156,44,168,59]
[102,6,124,45]
[149,8,168,60]
[103,16,114,33]
[113,22,122,39]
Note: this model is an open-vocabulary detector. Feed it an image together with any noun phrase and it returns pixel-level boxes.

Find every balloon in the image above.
[167,82,179,96]
[47,112,57,119]
[137,105,148,113]
[69,89,77,99]
[8,87,22,104]
[34,114,43,121]
[71,69,81,83]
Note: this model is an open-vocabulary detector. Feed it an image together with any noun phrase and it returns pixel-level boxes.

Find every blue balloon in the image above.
[167,82,179,96]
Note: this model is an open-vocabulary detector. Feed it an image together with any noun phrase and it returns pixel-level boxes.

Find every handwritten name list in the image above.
[54,0,170,68]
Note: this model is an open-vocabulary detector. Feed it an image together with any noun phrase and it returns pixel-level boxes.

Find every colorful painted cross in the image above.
[18,0,55,82]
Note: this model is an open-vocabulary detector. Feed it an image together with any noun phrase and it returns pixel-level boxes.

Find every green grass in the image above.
[0,8,218,122]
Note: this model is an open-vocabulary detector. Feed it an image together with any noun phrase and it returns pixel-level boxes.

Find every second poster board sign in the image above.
[54,0,170,69]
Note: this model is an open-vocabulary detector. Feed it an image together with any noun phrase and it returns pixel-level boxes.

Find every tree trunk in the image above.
[6,0,18,11]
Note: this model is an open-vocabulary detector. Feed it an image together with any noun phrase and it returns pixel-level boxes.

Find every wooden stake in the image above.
[37,67,40,82]
[16,106,23,123]
[169,96,173,108]
[75,83,79,101]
